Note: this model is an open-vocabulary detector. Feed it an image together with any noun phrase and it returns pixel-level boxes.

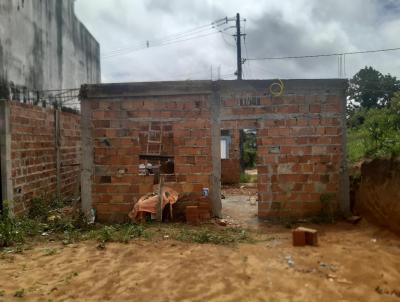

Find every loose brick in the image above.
[292,229,306,246]
[186,206,200,226]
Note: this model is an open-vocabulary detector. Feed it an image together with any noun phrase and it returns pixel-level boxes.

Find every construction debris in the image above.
[216,219,228,227]
[128,187,179,223]
[346,216,362,224]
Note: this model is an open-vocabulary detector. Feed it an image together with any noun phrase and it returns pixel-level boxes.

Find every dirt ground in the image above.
[1,188,399,302]
[0,222,399,302]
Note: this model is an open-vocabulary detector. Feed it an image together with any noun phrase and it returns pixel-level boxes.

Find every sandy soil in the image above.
[0,221,399,302]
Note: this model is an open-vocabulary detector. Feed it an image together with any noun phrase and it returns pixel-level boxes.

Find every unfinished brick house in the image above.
[80,80,350,222]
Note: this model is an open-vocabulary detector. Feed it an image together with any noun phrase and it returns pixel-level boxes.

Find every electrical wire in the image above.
[103,30,222,59]
[102,17,228,59]
[246,47,400,61]
[243,20,251,79]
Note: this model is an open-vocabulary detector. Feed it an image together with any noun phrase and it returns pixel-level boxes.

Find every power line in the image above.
[246,47,400,61]
[103,30,221,59]
[104,26,218,57]
[243,20,251,79]
[102,18,228,59]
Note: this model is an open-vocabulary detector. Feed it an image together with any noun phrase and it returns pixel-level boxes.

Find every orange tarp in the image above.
[128,187,179,222]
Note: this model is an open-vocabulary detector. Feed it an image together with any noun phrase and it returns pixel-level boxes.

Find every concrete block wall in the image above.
[1,101,80,214]
[82,82,215,222]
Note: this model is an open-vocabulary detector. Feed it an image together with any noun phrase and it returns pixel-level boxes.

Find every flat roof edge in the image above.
[81,79,348,99]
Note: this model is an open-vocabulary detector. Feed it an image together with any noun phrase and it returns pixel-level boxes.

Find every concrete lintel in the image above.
[220,112,342,121]
[82,81,213,99]
[82,79,348,100]
[219,79,348,95]
[0,100,14,213]
[127,118,183,123]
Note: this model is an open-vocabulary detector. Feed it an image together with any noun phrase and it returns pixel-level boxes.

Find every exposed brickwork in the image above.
[89,95,212,222]
[221,159,240,184]
[9,102,80,214]
[220,88,345,219]
[82,80,348,221]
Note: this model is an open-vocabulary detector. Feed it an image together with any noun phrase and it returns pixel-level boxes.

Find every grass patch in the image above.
[0,202,24,247]
[43,248,58,256]
[1,197,256,251]
[175,227,252,245]
[150,224,254,245]
[14,288,25,298]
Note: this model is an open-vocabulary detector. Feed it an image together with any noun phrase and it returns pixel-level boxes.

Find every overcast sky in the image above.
[75,0,400,83]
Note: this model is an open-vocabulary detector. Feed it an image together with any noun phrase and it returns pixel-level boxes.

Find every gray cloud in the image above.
[75,0,400,83]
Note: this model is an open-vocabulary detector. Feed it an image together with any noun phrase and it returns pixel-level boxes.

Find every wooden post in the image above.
[55,107,61,201]
[156,174,164,222]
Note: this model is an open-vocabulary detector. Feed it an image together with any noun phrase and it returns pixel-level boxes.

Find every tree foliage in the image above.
[347,92,400,162]
[242,130,257,169]
[347,66,400,112]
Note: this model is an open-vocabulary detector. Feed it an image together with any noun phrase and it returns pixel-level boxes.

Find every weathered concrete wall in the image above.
[0,0,100,90]
[81,80,349,222]
[3,101,81,214]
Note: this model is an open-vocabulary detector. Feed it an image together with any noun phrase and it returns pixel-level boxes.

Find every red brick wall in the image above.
[9,102,80,214]
[221,159,240,184]
[89,95,212,222]
[221,92,345,218]
[83,80,347,221]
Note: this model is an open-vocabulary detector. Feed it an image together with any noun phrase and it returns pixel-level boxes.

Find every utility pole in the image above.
[235,13,242,80]
[218,13,246,80]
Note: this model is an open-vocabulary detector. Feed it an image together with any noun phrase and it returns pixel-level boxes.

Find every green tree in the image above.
[347,66,400,112]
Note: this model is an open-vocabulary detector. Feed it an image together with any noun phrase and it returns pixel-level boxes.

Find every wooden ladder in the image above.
[146,122,163,155]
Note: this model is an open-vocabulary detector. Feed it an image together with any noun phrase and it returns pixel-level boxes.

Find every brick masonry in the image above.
[81,80,349,222]
[3,101,80,214]
[219,80,348,219]
[83,83,213,222]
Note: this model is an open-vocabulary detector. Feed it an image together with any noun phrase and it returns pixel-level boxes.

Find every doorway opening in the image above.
[220,128,258,227]
[239,129,258,184]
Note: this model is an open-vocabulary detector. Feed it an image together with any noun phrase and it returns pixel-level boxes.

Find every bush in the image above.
[0,202,23,247]
[347,94,400,162]
[28,197,50,221]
